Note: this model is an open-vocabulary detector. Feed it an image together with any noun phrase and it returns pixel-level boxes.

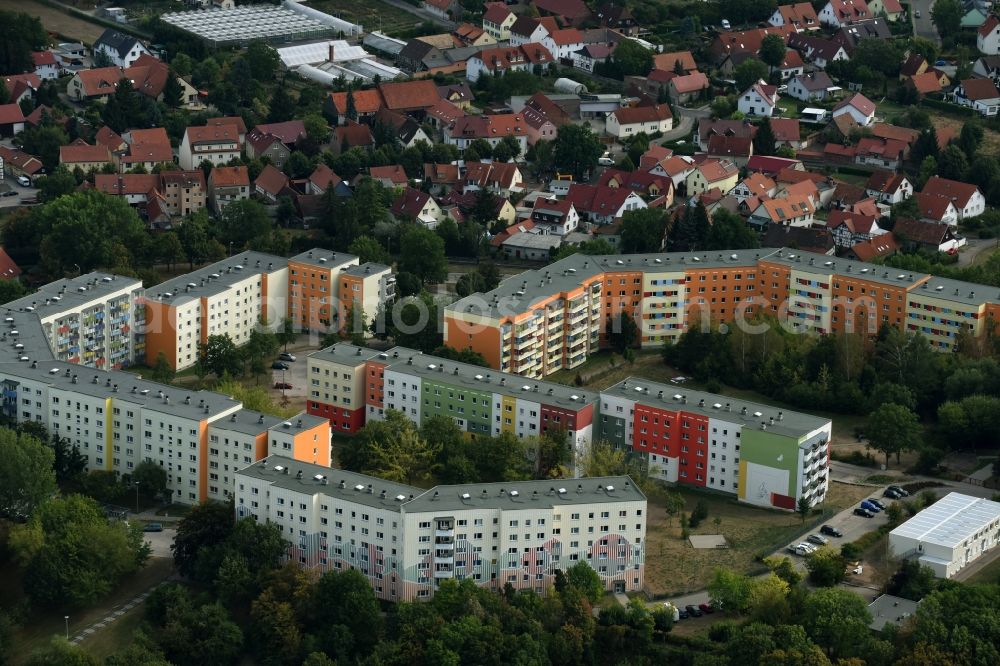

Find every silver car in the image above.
[807,534,829,546]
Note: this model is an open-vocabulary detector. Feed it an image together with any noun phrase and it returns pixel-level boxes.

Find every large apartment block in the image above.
[1,273,145,370]
[0,360,330,504]
[444,248,1000,378]
[288,250,394,333]
[305,344,597,471]
[236,455,646,601]
[599,379,832,510]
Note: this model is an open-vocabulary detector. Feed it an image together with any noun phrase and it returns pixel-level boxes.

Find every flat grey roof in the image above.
[308,342,384,365]
[868,595,920,632]
[150,252,287,304]
[890,492,1000,549]
[4,272,141,317]
[161,6,334,44]
[603,377,830,440]
[503,233,562,250]
[909,275,997,307]
[385,351,599,408]
[289,248,358,270]
[343,262,390,277]
[238,455,645,513]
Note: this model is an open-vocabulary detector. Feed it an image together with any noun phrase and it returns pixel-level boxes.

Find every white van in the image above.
[17,175,31,187]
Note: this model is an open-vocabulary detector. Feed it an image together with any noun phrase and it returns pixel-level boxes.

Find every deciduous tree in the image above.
[0,427,56,519]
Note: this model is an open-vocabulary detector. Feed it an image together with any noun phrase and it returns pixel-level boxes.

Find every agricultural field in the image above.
[0,0,106,43]
[309,0,422,37]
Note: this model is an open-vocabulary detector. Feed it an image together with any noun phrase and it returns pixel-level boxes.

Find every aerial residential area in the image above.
[2,0,1000,663]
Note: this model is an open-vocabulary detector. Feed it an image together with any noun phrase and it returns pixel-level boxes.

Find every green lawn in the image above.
[77,605,148,661]
[965,554,1000,585]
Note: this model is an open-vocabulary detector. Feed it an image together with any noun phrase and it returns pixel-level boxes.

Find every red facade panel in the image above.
[677,410,709,487]
[307,401,366,434]
[364,359,387,408]
[632,403,677,457]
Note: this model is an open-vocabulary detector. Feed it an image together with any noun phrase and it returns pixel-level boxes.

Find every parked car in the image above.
[860,500,882,513]
[884,488,905,499]
[698,602,715,614]
[278,352,296,362]
[271,361,289,370]
[16,175,31,187]
[807,534,829,546]
[0,190,17,198]
[678,607,690,619]
[598,156,615,167]
[274,382,292,390]
[854,507,875,518]
[662,603,680,622]
[887,485,909,497]
[867,498,887,511]
[820,525,843,537]
[143,523,163,532]
[721,19,731,30]
[686,604,703,617]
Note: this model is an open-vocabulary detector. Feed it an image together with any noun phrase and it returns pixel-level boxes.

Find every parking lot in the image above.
[270,351,309,404]
[0,179,39,209]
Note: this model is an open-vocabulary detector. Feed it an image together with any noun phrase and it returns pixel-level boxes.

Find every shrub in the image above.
[841,542,861,560]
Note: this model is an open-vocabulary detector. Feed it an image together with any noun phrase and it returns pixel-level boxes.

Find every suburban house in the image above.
[854,137,907,170]
[777,49,806,80]
[178,124,241,170]
[653,51,697,73]
[31,51,60,80]
[246,129,291,168]
[572,44,615,73]
[93,29,151,67]
[788,71,836,101]
[59,143,113,173]
[2,74,39,106]
[532,0,592,26]
[900,53,929,79]
[748,193,816,228]
[597,3,639,35]
[530,197,580,235]
[730,173,778,202]
[0,146,43,182]
[542,29,585,60]
[565,184,647,225]
[119,127,173,172]
[769,2,821,30]
[482,5,517,41]
[208,165,250,215]
[788,34,850,68]
[332,121,375,155]
[325,89,384,124]
[908,71,944,97]
[832,93,877,126]
[308,164,350,197]
[391,188,445,228]
[157,170,207,219]
[709,25,796,63]
[952,78,1000,116]
[737,80,779,117]
[463,161,523,198]
[963,8,989,32]
[893,217,967,253]
[445,114,529,154]
[914,192,960,225]
[844,234,899,261]
[819,0,871,27]
[667,71,710,104]
[832,18,892,52]
[499,231,561,260]
[606,104,673,139]
[707,135,753,167]
[509,16,558,47]
[920,176,986,221]
[598,169,675,206]
[466,44,555,82]
[771,118,806,149]
[422,0,461,21]
[698,118,757,151]
[868,0,904,21]
[865,171,913,204]
[826,209,887,247]
[685,159,739,196]
[649,155,697,189]
[254,164,290,204]
[972,54,1000,83]
[368,165,409,189]
[0,105,25,138]
[977,14,1000,55]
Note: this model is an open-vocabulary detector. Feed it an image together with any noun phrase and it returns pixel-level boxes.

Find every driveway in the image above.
[141,527,176,558]
[911,0,939,42]
[957,236,998,267]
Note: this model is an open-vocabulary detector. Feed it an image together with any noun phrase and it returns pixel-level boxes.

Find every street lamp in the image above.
[134,480,140,514]
[64,616,69,640]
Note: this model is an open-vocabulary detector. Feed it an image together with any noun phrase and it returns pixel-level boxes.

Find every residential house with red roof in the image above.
[254,164,290,204]
[522,105,559,144]
[907,70,943,97]
[95,126,127,155]
[307,164,350,197]
[819,0,871,27]
[666,71,710,104]
[2,74,40,106]
[0,105,26,138]
[424,163,460,192]
[730,173,778,203]
[325,89,384,124]
[748,193,815,229]
[438,83,475,110]
[637,144,673,170]
[977,14,1000,55]
[914,192,959,225]
[206,117,247,144]
[920,176,986,221]
[208,166,250,215]
[31,51,60,80]
[0,248,22,280]
[422,0,461,21]
[776,49,806,80]
[685,159,739,196]
[747,155,804,176]
[453,23,494,47]
[178,124,241,170]
[865,171,913,204]
[445,114,529,153]
[826,209,887,247]
[868,0,903,21]
[709,24,796,63]
[787,34,850,69]
[0,146,43,181]
[463,161,523,198]
[246,130,290,169]
[532,0,592,26]
[332,121,375,155]
[482,4,517,41]
[653,51,697,73]
[391,187,445,227]
[466,44,554,82]
[426,98,467,129]
[893,217,966,253]
[697,118,757,150]
[597,169,674,206]
[572,44,614,72]
[59,143,112,174]
[649,155,697,189]
[854,136,907,170]
[832,93,877,126]
[565,184,647,225]
[771,118,806,150]
[530,197,580,235]
[844,234,899,261]
[952,78,1000,116]
[120,127,174,172]
[94,170,204,225]
[738,80,779,117]
[606,104,673,139]
[509,16,559,46]
[597,3,639,35]
[379,80,442,114]
[769,3,821,31]
[542,28,585,59]
[368,165,409,188]
[707,135,754,167]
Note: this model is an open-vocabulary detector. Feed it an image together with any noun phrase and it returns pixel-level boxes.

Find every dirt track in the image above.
[0,0,105,44]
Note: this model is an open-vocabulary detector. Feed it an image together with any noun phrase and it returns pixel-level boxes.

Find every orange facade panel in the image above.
[143,300,177,368]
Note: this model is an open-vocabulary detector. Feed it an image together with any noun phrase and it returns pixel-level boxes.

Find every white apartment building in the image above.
[889,492,1000,578]
[0,360,330,504]
[1,273,145,370]
[235,455,647,601]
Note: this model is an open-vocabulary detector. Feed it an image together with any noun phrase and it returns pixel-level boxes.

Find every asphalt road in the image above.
[0,181,40,209]
[911,0,940,42]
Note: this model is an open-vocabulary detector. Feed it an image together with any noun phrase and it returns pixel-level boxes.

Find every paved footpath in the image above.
[70,581,170,645]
